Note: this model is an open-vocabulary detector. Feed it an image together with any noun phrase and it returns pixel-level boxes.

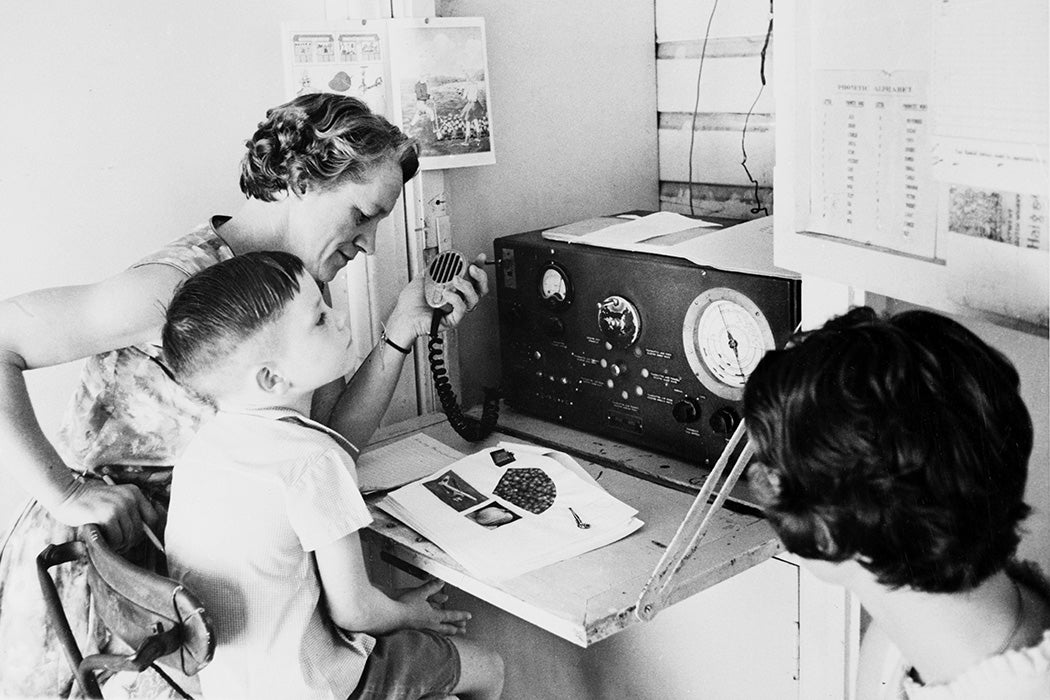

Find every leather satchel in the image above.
[37,523,214,699]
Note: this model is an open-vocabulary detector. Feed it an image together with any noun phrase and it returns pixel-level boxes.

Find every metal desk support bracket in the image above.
[635,420,756,621]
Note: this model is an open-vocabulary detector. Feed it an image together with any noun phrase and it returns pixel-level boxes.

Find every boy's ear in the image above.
[255,365,288,395]
[812,516,839,558]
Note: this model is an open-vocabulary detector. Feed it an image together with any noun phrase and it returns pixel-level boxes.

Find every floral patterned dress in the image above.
[0,219,233,698]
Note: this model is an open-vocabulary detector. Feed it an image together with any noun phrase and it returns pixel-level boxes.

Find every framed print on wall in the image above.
[390,17,495,170]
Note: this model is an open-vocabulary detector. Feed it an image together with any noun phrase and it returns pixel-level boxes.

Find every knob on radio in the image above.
[672,397,702,424]
[541,315,565,337]
[709,407,739,437]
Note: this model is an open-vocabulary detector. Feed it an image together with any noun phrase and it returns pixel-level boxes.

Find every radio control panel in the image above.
[494,225,801,468]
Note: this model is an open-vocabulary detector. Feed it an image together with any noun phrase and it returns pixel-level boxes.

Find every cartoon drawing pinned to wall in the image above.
[282,24,389,115]
[390,17,495,169]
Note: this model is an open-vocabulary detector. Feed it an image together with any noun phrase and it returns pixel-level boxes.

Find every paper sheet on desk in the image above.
[357,433,465,495]
[376,442,643,582]
[544,213,798,280]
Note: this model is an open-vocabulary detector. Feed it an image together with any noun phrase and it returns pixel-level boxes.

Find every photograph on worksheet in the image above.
[281,20,390,113]
[389,17,495,169]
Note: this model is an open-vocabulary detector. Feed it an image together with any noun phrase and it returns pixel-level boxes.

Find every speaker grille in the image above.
[429,251,465,284]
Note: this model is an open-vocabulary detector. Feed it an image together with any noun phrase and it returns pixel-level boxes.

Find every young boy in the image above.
[742,306,1049,699]
[162,251,504,700]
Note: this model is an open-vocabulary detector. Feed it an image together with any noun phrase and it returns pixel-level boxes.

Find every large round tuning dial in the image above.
[597,295,641,347]
[683,287,775,400]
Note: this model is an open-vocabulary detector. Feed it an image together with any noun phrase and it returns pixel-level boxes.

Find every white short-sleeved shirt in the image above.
[166,408,374,700]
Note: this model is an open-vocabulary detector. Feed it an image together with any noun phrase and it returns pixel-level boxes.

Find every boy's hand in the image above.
[397,579,471,635]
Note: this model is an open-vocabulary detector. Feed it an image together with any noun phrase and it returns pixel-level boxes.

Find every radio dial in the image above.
[597,295,641,347]
[672,397,702,424]
[541,316,565,337]
[709,407,739,437]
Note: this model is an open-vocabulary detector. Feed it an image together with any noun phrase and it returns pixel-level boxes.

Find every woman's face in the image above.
[287,159,405,282]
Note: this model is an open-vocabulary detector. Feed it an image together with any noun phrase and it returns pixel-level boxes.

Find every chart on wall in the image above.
[389,17,495,170]
[808,70,935,259]
[282,22,391,114]
[930,0,1048,327]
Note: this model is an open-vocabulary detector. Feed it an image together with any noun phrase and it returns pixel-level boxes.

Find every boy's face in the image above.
[268,272,356,392]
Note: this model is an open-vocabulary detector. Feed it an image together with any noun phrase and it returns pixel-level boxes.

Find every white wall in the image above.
[0,1,323,522]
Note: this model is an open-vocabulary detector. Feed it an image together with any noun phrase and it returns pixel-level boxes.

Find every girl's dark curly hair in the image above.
[239,93,419,202]
[743,306,1032,592]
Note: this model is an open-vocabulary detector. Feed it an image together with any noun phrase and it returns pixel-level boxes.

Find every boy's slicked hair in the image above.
[743,306,1032,592]
[162,251,306,401]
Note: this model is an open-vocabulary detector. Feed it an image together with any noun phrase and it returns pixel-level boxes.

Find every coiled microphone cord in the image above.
[428,309,500,441]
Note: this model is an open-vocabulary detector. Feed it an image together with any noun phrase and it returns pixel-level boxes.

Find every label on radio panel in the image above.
[645,393,674,404]
[580,377,605,387]
[611,401,638,413]
[644,348,672,359]
[607,411,643,433]
[649,373,681,385]
[572,354,599,365]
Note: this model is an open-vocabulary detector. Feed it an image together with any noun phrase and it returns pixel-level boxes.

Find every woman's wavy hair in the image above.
[239,93,419,202]
[743,306,1032,592]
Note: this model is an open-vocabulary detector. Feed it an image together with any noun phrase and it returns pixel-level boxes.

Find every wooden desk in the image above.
[362,408,782,647]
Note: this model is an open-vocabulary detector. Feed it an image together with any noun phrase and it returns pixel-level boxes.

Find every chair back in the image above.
[37,524,215,698]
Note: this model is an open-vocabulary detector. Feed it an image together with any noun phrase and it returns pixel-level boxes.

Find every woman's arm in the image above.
[0,264,186,545]
[322,258,489,451]
[314,530,469,635]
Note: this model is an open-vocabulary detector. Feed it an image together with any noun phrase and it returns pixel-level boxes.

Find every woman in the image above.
[0,92,488,697]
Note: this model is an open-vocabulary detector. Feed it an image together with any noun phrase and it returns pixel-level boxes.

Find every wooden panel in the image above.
[656,55,774,114]
[363,414,781,647]
[658,111,774,187]
[656,0,772,43]
[657,35,772,60]
[660,181,774,221]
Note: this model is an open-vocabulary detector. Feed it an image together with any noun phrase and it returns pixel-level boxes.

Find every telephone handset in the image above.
[424,250,500,442]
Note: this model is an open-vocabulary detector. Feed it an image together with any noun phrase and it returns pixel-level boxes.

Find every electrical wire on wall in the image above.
[740,0,773,217]
[687,0,719,217]
[687,0,773,218]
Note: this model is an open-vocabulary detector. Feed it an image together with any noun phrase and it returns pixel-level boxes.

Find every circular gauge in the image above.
[682,287,775,400]
[597,295,641,347]
[537,262,573,310]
